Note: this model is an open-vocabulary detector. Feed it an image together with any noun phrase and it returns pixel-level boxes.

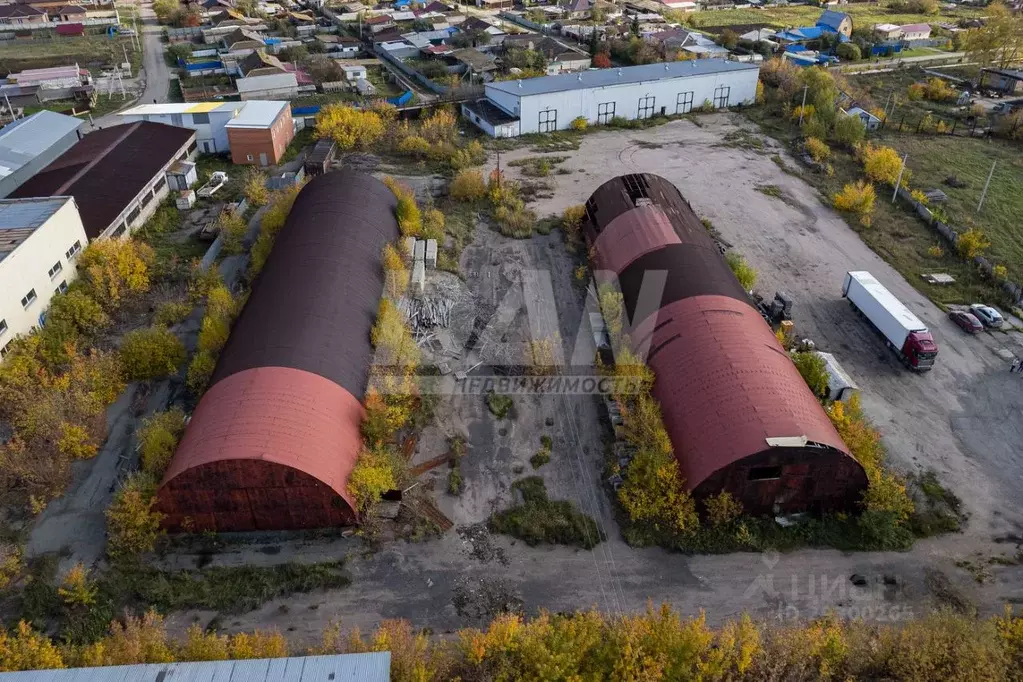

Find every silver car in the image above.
[970,304,1004,328]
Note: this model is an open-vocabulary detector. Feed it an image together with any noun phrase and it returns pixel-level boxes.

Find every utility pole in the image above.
[798,85,808,125]
[977,160,996,213]
[122,44,131,76]
[892,154,908,203]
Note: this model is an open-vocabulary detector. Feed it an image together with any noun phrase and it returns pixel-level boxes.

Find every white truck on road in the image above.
[842,271,938,371]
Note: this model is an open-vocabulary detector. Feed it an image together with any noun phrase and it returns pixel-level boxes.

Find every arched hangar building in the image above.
[156,171,398,531]
[585,174,868,515]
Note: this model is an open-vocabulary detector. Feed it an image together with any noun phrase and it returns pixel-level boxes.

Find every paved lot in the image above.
[177,118,1023,643]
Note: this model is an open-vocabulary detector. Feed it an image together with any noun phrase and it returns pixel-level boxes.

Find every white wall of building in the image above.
[484,68,759,136]
[118,109,239,154]
[0,197,88,357]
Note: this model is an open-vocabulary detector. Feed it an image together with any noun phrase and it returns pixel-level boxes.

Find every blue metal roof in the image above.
[0,653,392,681]
[816,10,850,30]
[487,59,759,98]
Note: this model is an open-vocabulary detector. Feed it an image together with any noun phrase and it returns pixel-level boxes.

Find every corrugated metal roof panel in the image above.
[486,59,757,97]
[0,653,390,681]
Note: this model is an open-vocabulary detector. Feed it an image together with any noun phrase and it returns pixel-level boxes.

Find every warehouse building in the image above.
[0,111,83,199]
[11,121,196,240]
[156,171,398,532]
[584,174,867,515]
[462,60,760,137]
[0,196,88,359]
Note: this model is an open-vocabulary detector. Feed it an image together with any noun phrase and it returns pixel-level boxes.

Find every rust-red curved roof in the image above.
[157,367,364,530]
[585,174,866,513]
[156,171,399,531]
[633,296,855,489]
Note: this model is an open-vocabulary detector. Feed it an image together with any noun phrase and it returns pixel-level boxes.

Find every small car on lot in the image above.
[969,304,1004,329]
[949,310,984,334]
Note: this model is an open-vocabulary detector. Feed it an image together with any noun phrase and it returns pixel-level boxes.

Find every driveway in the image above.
[90,1,173,130]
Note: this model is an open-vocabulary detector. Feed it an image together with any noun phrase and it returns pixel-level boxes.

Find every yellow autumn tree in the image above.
[137,407,188,478]
[422,208,445,241]
[243,167,269,207]
[833,181,876,226]
[57,562,98,607]
[860,143,910,187]
[76,239,155,308]
[119,327,186,381]
[347,445,398,511]
[0,621,65,671]
[105,472,164,562]
[450,169,487,202]
[314,104,384,150]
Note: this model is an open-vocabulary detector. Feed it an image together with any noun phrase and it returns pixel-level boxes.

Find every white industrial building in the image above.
[117,102,247,155]
[462,60,760,137]
[0,196,89,358]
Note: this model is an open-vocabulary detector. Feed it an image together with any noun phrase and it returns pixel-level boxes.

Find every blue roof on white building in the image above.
[487,59,759,97]
[0,653,391,681]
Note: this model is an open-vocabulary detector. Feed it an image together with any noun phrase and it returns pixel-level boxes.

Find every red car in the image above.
[949,310,984,334]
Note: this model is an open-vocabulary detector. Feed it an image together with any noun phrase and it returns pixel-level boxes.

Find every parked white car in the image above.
[969,303,1004,328]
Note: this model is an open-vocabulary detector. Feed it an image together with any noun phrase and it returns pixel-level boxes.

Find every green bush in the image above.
[489,477,604,549]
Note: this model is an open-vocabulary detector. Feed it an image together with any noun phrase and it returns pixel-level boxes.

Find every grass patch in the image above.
[489,477,604,549]
[755,184,783,198]
[11,557,349,645]
[717,128,765,151]
[529,436,552,469]
[907,468,967,537]
[878,132,1023,284]
[281,127,314,164]
[688,2,982,31]
[507,155,569,178]
[0,35,139,73]
[486,391,514,419]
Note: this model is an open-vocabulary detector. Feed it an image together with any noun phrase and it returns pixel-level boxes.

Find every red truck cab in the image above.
[904,330,938,370]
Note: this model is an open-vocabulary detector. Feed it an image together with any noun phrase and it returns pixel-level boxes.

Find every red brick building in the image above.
[224,100,294,167]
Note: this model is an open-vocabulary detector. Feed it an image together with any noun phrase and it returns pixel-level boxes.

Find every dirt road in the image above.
[181,118,1023,644]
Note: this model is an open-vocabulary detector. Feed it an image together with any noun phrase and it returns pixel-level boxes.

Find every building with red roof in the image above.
[584,174,867,515]
[156,171,399,531]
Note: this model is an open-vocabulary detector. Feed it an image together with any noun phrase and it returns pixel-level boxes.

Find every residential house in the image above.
[224,100,295,166]
[505,36,591,74]
[116,101,252,155]
[980,67,1023,95]
[11,121,197,241]
[0,196,90,357]
[235,71,299,99]
[816,9,852,38]
[739,27,778,43]
[53,5,87,21]
[562,0,591,19]
[316,34,362,57]
[0,4,48,24]
[450,47,497,79]
[364,14,395,33]
[475,0,513,9]
[238,50,288,77]
[377,39,420,59]
[220,26,266,54]
[843,106,882,130]
[340,64,367,81]
[900,23,931,41]
[6,64,88,89]
[873,23,903,40]
[420,0,453,11]
[648,27,730,56]
[460,16,506,45]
